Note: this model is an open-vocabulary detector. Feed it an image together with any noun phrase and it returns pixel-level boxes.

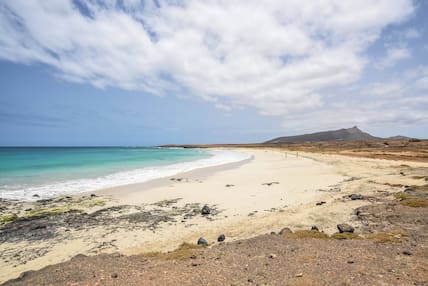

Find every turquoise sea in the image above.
[0,147,249,201]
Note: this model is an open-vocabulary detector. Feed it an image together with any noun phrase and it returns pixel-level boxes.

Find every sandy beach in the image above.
[1,147,428,284]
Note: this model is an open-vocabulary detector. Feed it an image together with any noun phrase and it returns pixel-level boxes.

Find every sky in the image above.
[0,0,427,146]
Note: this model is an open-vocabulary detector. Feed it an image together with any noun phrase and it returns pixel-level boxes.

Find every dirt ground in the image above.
[3,184,428,286]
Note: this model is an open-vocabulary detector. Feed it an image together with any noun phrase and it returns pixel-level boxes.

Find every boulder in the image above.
[201,205,211,215]
[197,237,208,246]
[349,194,363,200]
[337,224,354,233]
[279,227,293,235]
[217,234,225,242]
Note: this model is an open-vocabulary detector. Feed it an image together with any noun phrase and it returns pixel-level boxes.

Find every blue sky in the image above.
[0,0,427,146]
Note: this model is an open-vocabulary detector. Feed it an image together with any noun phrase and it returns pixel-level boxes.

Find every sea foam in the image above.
[0,149,251,201]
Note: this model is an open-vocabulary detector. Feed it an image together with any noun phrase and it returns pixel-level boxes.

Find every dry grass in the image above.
[394,193,411,200]
[23,207,70,218]
[399,198,428,208]
[143,243,205,260]
[284,230,329,239]
[330,232,362,240]
[367,232,404,243]
[0,214,18,226]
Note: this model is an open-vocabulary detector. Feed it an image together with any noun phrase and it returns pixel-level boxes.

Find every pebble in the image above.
[268,253,276,259]
[197,237,208,246]
[311,226,319,231]
[111,273,118,278]
[295,273,303,277]
[350,194,363,200]
[201,205,211,215]
[217,234,225,242]
[402,251,412,256]
[316,201,326,206]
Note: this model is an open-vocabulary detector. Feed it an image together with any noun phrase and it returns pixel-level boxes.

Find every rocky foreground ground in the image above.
[2,181,427,286]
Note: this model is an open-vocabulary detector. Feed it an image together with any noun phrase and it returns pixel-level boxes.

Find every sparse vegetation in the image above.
[367,232,404,243]
[23,207,70,218]
[399,198,428,208]
[393,193,411,200]
[330,232,362,240]
[143,242,205,260]
[0,214,18,226]
[284,230,329,239]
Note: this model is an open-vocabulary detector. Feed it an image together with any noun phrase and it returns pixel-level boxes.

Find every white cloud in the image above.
[376,46,411,69]
[415,77,428,90]
[0,0,417,127]
[365,82,403,97]
[403,28,421,39]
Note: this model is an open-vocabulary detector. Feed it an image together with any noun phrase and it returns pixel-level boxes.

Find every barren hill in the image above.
[265,126,381,143]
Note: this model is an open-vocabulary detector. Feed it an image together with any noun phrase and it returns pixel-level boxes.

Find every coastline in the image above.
[1,147,427,284]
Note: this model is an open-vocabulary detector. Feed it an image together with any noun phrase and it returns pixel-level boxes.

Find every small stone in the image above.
[197,237,208,246]
[191,262,199,267]
[347,260,354,264]
[190,254,197,259]
[225,184,234,187]
[32,194,40,198]
[279,227,293,235]
[268,253,276,259]
[217,234,225,242]
[90,194,97,198]
[295,273,303,277]
[311,226,319,231]
[111,273,118,278]
[316,201,326,206]
[337,224,354,233]
[349,194,363,200]
[270,231,276,235]
[402,251,412,256]
[201,205,211,215]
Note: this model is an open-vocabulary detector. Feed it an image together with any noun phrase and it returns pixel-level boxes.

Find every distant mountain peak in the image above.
[264,126,381,144]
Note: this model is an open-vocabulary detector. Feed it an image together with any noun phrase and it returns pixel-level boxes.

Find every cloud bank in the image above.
[1,0,424,131]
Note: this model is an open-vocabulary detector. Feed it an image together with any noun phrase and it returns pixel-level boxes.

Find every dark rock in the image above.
[201,205,211,215]
[337,224,354,233]
[279,227,293,235]
[90,194,97,198]
[349,194,363,200]
[217,234,225,242]
[225,184,234,187]
[400,172,405,176]
[425,177,428,181]
[316,201,326,206]
[402,251,412,256]
[32,194,40,198]
[311,226,319,231]
[262,182,279,186]
[197,237,208,246]
[347,260,354,264]
[270,231,276,235]
[111,273,118,278]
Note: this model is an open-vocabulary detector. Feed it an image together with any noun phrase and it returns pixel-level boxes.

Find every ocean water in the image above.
[0,147,250,201]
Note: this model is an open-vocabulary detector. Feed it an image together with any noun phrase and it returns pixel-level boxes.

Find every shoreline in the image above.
[1,147,427,284]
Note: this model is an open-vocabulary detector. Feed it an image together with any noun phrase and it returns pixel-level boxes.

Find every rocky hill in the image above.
[265,126,381,144]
